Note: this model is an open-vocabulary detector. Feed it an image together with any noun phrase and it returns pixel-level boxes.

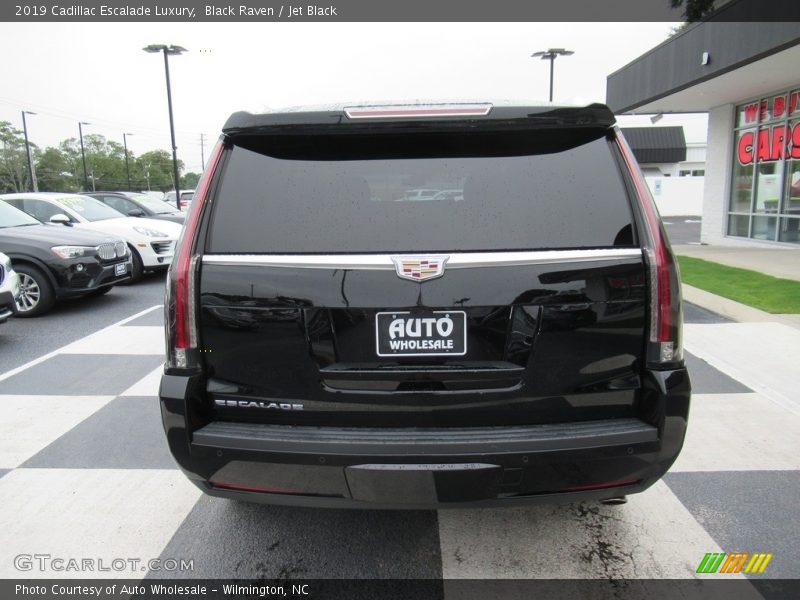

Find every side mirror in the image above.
[127,209,146,217]
[49,214,72,226]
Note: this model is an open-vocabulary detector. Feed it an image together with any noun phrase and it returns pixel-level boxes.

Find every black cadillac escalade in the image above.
[160,102,690,508]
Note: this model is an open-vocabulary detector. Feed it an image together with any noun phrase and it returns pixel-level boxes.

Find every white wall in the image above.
[685,144,707,163]
[645,176,705,216]
[701,104,735,244]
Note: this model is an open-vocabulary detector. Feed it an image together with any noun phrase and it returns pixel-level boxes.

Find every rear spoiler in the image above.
[222,103,616,136]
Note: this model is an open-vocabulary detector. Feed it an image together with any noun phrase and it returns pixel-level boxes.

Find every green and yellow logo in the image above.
[696,552,773,574]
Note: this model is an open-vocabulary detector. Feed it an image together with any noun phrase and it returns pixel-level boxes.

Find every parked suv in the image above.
[0,201,130,316]
[84,192,185,225]
[0,193,181,283]
[160,102,690,508]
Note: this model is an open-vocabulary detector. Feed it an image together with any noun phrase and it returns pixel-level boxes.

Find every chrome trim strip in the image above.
[202,249,642,270]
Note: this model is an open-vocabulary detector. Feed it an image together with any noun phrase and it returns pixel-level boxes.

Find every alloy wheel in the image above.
[16,272,40,313]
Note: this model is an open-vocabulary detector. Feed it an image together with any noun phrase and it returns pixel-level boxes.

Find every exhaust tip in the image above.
[600,496,628,506]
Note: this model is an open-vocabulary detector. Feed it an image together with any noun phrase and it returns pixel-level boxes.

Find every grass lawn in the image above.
[677,256,800,314]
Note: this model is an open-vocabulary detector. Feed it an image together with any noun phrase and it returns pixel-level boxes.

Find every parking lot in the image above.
[0,267,798,584]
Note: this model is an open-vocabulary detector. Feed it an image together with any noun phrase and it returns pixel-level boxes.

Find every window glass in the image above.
[790,91,800,118]
[127,194,173,214]
[208,135,634,253]
[736,101,760,128]
[730,129,755,213]
[731,92,800,242]
[53,195,124,221]
[22,199,70,223]
[779,217,800,243]
[754,158,783,213]
[728,214,750,237]
[102,195,134,214]
[751,215,777,240]
[786,164,800,215]
[0,200,40,227]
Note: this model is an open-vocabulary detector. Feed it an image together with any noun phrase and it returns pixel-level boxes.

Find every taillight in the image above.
[165,141,224,369]
[616,131,683,366]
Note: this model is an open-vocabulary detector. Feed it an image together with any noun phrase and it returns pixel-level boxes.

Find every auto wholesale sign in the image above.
[737,90,800,165]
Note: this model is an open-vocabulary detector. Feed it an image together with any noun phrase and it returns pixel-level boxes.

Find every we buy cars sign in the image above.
[737,91,800,165]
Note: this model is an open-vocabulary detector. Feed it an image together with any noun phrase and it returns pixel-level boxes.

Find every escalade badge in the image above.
[391,256,449,282]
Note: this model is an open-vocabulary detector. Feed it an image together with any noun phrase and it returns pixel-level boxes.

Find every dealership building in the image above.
[607,10,800,246]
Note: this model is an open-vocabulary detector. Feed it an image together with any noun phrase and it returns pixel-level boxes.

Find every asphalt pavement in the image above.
[0,260,798,589]
[662,215,702,245]
[0,272,166,374]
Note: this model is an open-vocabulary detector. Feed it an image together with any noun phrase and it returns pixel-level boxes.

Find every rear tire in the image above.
[14,264,56,317]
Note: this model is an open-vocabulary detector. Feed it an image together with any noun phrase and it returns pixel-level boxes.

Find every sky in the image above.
[0,22,709,174]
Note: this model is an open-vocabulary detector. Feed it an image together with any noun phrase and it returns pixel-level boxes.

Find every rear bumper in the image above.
[160,367,690,509]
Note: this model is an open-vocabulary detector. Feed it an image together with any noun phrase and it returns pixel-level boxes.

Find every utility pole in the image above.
[78,121,91,191]
[200,133,205,170]
[21,111,38,192]
[123,132,133,190]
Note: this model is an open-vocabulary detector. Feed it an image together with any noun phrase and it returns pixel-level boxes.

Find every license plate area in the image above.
[375,310,467,357]
[114,262,127,276]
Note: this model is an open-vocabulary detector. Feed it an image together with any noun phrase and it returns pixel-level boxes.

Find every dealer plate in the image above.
[375,310,467,357]
[115,262,127,276]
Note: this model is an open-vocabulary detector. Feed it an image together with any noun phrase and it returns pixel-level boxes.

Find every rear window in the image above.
[207,132,634,253]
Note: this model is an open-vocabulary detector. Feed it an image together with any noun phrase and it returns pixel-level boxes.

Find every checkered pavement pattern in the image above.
[0,304,797,581]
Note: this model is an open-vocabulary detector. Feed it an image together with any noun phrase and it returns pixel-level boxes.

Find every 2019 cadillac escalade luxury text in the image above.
[159,102,690,508]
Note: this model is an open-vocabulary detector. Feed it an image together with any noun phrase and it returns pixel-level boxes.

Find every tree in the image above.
[79,134,130,191]
[0,121,33,193]
[181,172,200,189]
[670,0,716,22]
[134,150,184,192]
[10,128,188,194]
[36,146,79,192]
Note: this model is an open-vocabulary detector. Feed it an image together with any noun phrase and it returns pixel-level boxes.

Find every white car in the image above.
[0,251,21,324]
[164,189,195,212]
[0,193,182,282]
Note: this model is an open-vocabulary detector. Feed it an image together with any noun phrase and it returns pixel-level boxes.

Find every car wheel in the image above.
[14,264,56,317]
[119,246,144,285]
[87,285,114,297]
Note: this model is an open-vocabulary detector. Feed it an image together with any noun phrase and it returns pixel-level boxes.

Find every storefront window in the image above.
[729,91,800,243]
[730,129,755,212]
[728,214,750,237]
[751,215,777,240]
[754,158,783,213]
[778,217,800,243]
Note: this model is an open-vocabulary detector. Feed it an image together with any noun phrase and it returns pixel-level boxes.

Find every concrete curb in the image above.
[681,284,800,331]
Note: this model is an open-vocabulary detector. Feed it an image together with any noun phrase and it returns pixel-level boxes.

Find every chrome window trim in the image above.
[202,249,642,270]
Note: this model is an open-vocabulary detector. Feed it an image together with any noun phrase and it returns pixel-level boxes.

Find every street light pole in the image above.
[143,43,187,210]
[78,121,90,191]
[531,48,575,102]
[21,110,38,192]
[123,132,133,190]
